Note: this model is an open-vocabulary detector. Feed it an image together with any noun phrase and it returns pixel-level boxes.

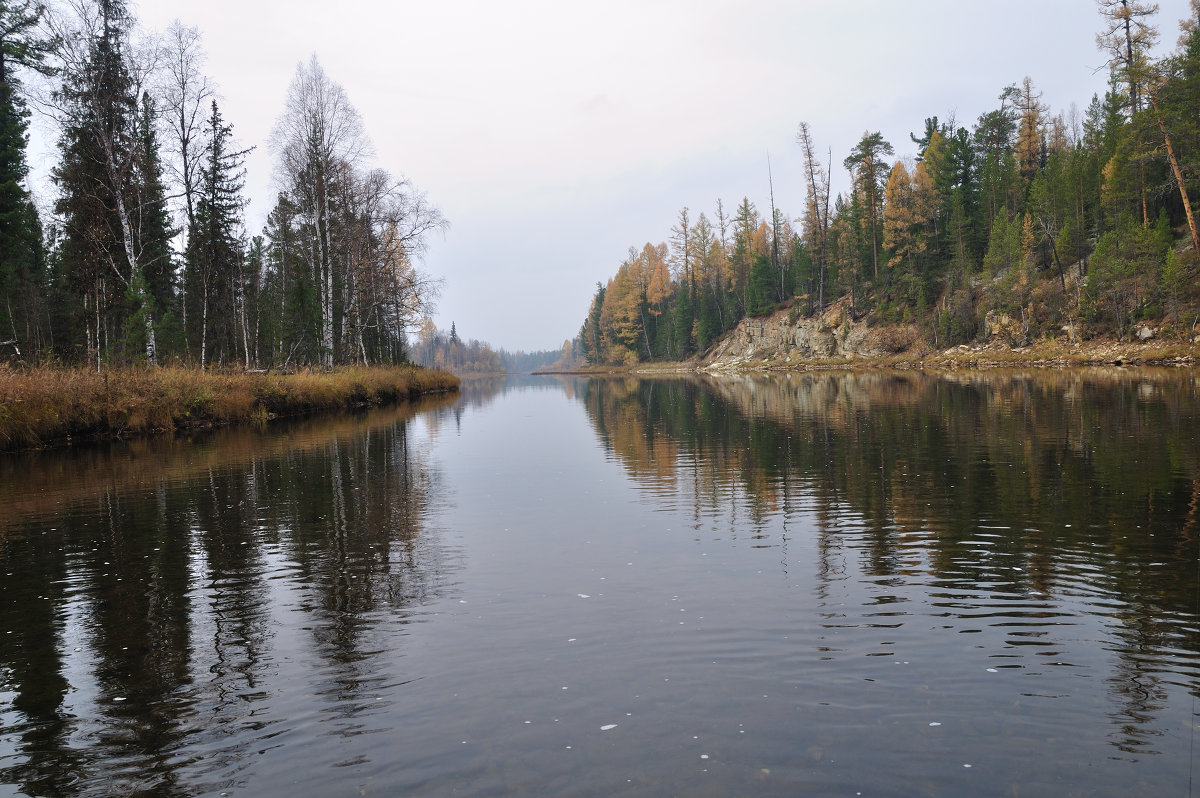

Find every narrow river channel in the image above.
[2,370,1199,797]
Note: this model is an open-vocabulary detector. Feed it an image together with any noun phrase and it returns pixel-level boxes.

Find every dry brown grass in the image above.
[0,364,460,450]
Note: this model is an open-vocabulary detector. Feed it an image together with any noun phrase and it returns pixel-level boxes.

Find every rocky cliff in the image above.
[698,298,1199,370]
[701,298,913,370]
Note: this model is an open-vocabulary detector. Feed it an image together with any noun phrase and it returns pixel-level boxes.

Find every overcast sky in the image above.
[32,0,1196,352]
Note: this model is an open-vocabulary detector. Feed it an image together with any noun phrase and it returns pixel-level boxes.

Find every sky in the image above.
[28,0,1197,352]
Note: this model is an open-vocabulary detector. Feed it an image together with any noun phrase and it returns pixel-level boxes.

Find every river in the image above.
[1,370,1198,797]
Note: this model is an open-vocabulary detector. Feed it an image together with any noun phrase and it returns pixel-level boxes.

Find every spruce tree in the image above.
[0,1,53,357]
[185,100,247,368]
[51,0,162,366]
[263,192,318,367]
[672,283,694,358]
[134,92,176,346]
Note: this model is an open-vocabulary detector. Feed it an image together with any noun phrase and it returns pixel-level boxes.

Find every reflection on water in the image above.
[0,398,457,797]
[2,370,1200,796]
[578,370,1200,763]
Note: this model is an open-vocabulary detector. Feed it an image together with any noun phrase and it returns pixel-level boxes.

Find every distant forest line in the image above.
[408,320,567,375]
[578,2,1200,366]
[1,0,445,372]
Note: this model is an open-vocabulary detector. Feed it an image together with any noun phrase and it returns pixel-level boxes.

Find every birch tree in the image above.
[345,168,445,364]
[160,19,212,344]
[270,55,371,369]
[161,20,211,240]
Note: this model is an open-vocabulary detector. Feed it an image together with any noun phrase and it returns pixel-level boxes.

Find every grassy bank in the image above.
[0,365,460,450]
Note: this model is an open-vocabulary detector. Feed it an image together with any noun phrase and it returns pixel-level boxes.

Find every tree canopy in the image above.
[2,0,445,371]
[578,2,1200,364]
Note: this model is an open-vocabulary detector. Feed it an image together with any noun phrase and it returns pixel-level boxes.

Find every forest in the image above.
[0,0,445,371]
[409,319,572,375]
[578,1,1200,366]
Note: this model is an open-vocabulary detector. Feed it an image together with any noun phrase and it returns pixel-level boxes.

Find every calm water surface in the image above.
[2,370,1199,797]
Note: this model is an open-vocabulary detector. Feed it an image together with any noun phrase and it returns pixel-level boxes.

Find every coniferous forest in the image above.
[578,2,1200,366]
[0,0,445,372]
[407,320,572,375]
[4,2,1200,375]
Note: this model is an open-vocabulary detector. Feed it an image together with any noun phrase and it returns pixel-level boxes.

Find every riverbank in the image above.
[551,337,1200,376]
[700,336,1200,372]
[558,298,1200,376]
[699,298,1199,372]
[0,365,460,451]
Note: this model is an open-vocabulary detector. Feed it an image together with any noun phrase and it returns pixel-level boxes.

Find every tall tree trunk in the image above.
[868,178,879,280]
[239,279,250,370]
[1124,1,1139,112]
[1149,92,1200,254]
[1141,168,1149,227]
[319,181,335,369]
[200,276,208,371]
[114,193,157,366]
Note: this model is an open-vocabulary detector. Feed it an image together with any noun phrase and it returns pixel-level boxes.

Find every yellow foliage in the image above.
[644,243,672,308]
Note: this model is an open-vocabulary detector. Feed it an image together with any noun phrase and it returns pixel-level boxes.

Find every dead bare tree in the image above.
[797,121,831,313]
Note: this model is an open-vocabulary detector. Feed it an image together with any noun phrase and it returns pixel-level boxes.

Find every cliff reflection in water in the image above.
[0,398,457,797]
[578,370,1200,755]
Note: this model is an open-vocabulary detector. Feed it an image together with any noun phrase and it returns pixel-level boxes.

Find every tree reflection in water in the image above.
[0,397,457,796]
[577,369,1200,758]
[3,371,1200,795]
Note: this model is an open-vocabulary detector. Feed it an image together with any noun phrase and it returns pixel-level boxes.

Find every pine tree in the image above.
[843,132,894,280]
[975,86,1021,227]
[1144,11,1200,252]
[883,161,917,270]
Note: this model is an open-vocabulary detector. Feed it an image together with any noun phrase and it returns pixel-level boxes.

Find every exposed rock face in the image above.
[983,310,1025,344]
[695,296,1199,371]
[702,298,895,369]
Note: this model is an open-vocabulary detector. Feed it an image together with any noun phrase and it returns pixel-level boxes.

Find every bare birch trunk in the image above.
[200,288,208,372]
[320,185,335,369]
[114,193,158,366]
[239,281,250,370]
